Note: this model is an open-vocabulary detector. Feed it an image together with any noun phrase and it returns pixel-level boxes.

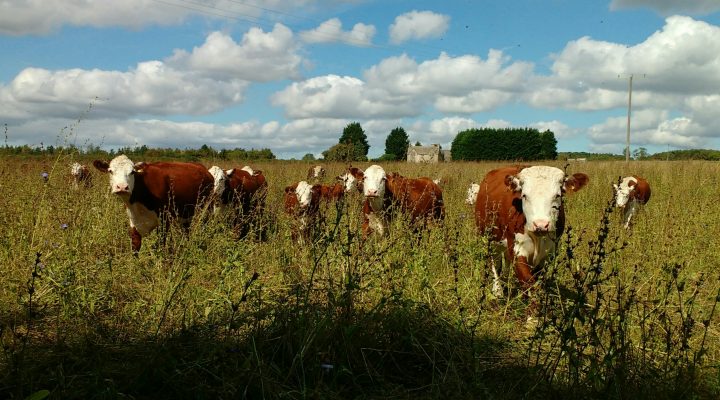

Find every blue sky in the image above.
[1,0,720,159]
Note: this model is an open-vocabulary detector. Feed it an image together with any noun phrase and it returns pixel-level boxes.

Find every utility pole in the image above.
[619,73,644,162]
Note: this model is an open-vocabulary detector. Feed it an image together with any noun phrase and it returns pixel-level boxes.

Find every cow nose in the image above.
[532,220,550,232]
[366,189,377,197]
[114,184,129,193]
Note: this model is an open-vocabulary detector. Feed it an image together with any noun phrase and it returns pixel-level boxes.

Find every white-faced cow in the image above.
[284,180,323,243]
[208,165,268,239]
[475,166,589,297]
[465,182,480,205]
[336,166,364,194]
[613,176,651,229]
[360,165,444,238]
[70,162,92,189]
[93,155,214,252]
[307,165,326,181]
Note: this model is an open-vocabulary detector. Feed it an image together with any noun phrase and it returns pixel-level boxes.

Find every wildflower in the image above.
[41,171,49,182]
[60,223,69,230]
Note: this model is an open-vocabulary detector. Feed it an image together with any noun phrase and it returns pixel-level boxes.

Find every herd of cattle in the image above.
[69,156,652,295]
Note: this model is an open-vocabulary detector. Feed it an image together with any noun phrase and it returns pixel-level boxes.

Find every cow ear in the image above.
[92,160,109,173]
[133,162,147,175]
[505,174,521,192]
[226,168,235,177]
[253,169,262,176]
[612,183,619,191]
[565,173,590,193]
[284,185,294,194]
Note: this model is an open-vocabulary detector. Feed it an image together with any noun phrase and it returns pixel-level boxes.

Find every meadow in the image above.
[1,155,719,399]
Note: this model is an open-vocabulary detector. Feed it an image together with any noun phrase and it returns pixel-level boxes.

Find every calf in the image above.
[208,165,268,239]
[475,166,589,296]
[360,165,444,237]
[613,176,651,229]
[70,162,93,189]
[284,181,322,243]
[307,165,326,181]
[93,155,214,252]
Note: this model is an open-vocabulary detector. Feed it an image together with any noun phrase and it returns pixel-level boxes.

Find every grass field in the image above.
[1,155,719,399]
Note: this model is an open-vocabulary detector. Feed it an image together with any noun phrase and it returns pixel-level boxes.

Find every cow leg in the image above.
[489,255,503,298]
[129,227,142,254]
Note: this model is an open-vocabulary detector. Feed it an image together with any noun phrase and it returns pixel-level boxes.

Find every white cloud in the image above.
[389,10,450,44]
[588,109,705,149]
[168,25,302,81]
[300,18,376,46]
[610,0,720,15]
[271,75,422,119]
[0,0,367,36]
[1,62,248,119]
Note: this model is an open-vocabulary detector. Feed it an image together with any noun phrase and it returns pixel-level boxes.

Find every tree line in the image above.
[451,128,557,161]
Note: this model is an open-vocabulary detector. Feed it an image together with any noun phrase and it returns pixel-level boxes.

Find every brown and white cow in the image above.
[613,175,651,229]
[284,180,323,243]
[475,165,589,296]
[319,183,345,202]
[70,162,93,189]
[208,165,268,238]
[360,165,445,237]
[336,166,364,194]
[307,165,326,181]
[93,155,214,252]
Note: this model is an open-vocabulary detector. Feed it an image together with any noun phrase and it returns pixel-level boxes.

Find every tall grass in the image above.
[1,156,719,399]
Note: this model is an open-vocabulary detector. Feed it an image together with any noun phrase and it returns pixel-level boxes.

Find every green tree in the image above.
[384,127,410,161]
[338,122,369,159]
[632,147,648,160]
[539,130,558,160]
[414,141,422,146]
[302,153,316,161]
[322,143,356,162]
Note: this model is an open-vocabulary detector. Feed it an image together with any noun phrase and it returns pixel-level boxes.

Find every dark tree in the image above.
[384,127,410,161]
[539,130,558,160]
[451,127,556,161]
[338,122,369,160]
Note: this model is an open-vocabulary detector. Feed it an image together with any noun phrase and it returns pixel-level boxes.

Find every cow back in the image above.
[632,176,651,204]
[131,162,214,218]
[386,174,445,221]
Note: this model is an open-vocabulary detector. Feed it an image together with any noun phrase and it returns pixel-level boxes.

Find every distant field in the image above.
[1,155,719,399]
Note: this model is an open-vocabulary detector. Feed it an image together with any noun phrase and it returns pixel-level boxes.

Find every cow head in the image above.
[465,182,480,205]
[613,176,637,208]
[93,155,141,196]
[287,181,317,210]
[337,168,362,193]
[241,165,255,175]
[506,166,589,235]
[362,165,386,198]
[70,162,84,177]
[208,166,228,197]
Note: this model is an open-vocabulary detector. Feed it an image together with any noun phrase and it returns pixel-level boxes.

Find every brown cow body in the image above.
[94,155,214,252]
[475,165,588,296]
[211,167,268,239]
[360,165,444,238]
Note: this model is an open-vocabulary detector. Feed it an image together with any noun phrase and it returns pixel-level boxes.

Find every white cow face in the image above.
[507,166,588,235]
[295,181,314,208]
[613,177,637,208]
[93,155,137,196]
[337,172,359,193]
[208,166,228,197]
[70,162,84,177]
[363,165,386,198]
[465,182,480,205]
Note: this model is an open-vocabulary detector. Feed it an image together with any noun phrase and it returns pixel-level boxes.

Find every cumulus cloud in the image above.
[588,109,706,149]
[610,0,720,15]
[300,18,376,46]
[1,26,305,121]
[168,24,301,81]
[389,10,450,44]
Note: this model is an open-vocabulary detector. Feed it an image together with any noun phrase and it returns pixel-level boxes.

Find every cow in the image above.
[208,165,268,239]
[360,165,445,238]
[70,162,93,189]
[319,183,345,202]
[613,176,651,229]
[93,155,214,253]
[284,181,323,243]
[475,165,589,297]
[336,166,364,194]
[307,165,326,181]
[465,182,480,205]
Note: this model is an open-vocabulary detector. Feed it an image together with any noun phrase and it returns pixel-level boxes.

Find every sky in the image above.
[1,0,720,159]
